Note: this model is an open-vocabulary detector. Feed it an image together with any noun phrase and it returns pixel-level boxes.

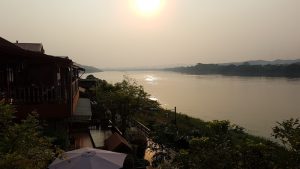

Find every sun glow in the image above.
[131,0,164,16]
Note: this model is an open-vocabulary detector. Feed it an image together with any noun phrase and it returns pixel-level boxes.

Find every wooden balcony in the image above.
[3,85,69,119]
[8,85,64,104]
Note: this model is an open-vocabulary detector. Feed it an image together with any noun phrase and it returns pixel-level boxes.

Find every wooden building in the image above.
[0,37,84,119]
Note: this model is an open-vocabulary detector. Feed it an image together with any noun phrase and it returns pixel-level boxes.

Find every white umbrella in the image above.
[49,148,127,169]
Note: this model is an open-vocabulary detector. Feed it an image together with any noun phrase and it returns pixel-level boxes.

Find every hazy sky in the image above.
[1,0,300,68]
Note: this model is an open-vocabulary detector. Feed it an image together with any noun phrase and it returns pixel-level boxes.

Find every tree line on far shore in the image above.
[165,62,300,77]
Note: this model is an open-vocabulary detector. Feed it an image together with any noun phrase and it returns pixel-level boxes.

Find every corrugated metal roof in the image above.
[105,133,132,153]
[14,43,44,53]
[73,98,92,120]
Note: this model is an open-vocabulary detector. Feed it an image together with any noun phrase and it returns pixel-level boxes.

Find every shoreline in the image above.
[86,71,300,138]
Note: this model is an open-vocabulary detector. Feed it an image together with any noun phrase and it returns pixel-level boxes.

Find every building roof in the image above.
[0,37,72,65]
[73,62,85,71]
[72,98,92,121]
[105,133,132,153]
[14,42,44,53]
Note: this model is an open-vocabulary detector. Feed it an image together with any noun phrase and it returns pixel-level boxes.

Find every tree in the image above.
[273,118,300,152]
[0,103,55,169]
[150,119,292,169]
[273,118,300,166]
[86,74,97,80]
[95,76,159,132]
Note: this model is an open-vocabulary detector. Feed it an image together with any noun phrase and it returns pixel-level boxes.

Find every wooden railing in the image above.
[132,119,151,137]
[8,86,63,104]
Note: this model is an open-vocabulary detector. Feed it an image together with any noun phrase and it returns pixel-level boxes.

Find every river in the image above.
[85,71,300,138]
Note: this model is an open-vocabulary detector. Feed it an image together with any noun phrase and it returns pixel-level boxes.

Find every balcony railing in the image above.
[8,86,64,104]
[131,120,151,137]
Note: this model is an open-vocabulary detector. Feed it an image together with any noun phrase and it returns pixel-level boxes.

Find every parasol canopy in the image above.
[49,147,127,169]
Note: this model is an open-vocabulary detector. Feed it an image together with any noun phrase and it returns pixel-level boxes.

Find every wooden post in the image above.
[174,106,177,126]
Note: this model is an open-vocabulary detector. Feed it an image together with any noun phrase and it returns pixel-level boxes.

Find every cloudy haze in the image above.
[1,0,300,68]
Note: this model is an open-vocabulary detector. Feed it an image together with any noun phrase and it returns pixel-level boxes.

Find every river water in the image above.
[85,71,300,138]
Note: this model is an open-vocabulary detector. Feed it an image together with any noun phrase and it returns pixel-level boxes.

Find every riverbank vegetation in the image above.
[165,62,300,77]
[1,75,299,169]
[90,75,300,168]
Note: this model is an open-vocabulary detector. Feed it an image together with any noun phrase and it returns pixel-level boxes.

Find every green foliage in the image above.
[273,118,300,165]
[94,76,159,131]
[0,103,15,129]
[149,116,297,169]
[44,126,70,150]
[273,118,300,152]
[0,103,55,169]
[86,74,97,80]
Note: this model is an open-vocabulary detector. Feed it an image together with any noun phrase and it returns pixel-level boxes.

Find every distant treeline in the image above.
[165,62,300,77]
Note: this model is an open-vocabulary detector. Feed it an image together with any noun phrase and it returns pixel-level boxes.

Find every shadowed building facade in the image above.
[0,37,84,119]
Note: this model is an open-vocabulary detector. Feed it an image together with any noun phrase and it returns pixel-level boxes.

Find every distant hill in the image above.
[102,63,190,71]
[222,59,300,66]
[75,63,102,73]
[165,61,300,78]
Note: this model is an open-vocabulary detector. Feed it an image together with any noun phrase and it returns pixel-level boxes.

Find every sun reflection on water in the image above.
[149,96,158,101]
[145,75,157,82]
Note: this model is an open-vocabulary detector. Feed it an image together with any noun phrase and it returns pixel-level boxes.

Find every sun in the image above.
[131,0,164,16]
